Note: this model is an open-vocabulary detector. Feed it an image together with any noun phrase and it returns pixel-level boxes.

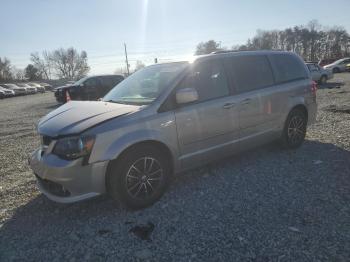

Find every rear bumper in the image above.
[14,90,27,95]
[29,148,108,203]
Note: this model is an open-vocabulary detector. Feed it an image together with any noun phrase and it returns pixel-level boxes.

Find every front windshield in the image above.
[103,62,188,105]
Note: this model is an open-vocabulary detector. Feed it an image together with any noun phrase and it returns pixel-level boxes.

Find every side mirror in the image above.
[176,88,198,104]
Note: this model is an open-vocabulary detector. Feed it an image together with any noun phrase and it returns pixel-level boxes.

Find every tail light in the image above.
[65,90,71,102]
[311,81,317,96]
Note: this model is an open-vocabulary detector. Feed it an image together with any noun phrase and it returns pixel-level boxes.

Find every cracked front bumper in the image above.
[29,148,108,203]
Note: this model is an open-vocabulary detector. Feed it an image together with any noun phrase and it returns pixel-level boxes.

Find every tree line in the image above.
[2,20,349,82]
[0,47,90,82]
[0,47,146,83]
[195,20,350,62]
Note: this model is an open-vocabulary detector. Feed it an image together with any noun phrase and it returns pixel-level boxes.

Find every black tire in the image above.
[333,67,340,74]
[281,108,307,149]
[106,145,171,209]
[319,75,327,85]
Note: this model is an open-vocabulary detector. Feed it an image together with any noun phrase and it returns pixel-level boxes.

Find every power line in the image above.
[124,43,130,76]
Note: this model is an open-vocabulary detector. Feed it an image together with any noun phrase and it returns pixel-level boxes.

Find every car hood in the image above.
[38,101,141,137]
[323,64,334,68]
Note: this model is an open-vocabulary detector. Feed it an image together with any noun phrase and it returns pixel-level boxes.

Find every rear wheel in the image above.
[333,67,340,74]
[107,145,171,209]
[281,109,307,149]
[319,75,327,85]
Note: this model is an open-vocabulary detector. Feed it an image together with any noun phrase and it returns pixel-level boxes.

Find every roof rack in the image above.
[211,50,239,54]
[211,49,286,55]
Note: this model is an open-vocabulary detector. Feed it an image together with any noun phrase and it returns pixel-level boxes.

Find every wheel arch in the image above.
[288,104,308,122]
[105,140,174,187]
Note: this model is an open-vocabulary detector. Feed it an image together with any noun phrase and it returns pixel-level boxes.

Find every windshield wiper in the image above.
[103,100,128,104]
[104,99,149,106]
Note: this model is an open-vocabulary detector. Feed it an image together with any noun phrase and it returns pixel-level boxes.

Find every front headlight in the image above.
[52,135,95,160]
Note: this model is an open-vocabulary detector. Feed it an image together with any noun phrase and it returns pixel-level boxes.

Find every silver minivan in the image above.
[29,51,317,209]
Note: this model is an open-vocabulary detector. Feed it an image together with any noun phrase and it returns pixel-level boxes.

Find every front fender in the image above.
[105,129,178,161]
[88,115,180,171]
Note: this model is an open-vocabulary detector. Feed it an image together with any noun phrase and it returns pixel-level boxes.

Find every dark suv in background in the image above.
[54,75,124,103]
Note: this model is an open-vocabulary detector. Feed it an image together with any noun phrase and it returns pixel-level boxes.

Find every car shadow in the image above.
[318,81,344,89]
[0,140,349,260]
[45,103,61,110]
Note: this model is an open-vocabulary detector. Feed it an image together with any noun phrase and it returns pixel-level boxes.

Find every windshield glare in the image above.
[103,62,188,105]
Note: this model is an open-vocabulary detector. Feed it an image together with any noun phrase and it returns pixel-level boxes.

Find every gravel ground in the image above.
[0,75,349,261]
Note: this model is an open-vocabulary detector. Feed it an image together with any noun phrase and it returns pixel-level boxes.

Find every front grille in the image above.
[36,175,71,197]
[42,135,52,146]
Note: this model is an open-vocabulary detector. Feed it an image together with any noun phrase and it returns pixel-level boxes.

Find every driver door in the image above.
[175,59,240,169]
[83,77,100,100]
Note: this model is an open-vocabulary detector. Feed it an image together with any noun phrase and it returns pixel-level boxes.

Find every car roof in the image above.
[87,74,124,78]
[200,50,296,61]
[336,57,350,62]
[163,50,299,65]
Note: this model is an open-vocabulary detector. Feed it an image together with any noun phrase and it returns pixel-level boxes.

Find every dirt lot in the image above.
[0,75,350,261]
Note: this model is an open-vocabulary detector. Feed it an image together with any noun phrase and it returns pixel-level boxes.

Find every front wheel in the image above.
[281,109,307,149]
[107,145,171,209]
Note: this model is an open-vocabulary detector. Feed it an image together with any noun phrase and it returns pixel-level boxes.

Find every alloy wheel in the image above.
[287,115,305,145]
[125,157,164,200]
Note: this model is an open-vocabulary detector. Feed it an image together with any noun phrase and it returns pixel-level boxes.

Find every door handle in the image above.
[240,98,252,105]
[223,102,236,109]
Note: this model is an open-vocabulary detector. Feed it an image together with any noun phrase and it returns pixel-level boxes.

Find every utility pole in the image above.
[124,43,130,76]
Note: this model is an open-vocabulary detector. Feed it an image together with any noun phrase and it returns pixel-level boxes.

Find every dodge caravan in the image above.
[29,51,317,209]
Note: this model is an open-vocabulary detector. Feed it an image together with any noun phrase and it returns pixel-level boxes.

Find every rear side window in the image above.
[307,64,318,72]
[231,55,274,93]
[269,54,308,83]
[84,77,99,87]
[99,76,115,87]
[340,59,350,65]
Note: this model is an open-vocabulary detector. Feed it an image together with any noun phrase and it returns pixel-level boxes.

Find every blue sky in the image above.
[1,0,350,75]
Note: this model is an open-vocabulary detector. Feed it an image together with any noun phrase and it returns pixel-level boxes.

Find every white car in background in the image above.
[0,84,27,95]
[16,83,37,94]
[37,82,53,91]
[306,63,333,84]
[323,57,350,73]
[27,82,46,93]
[0,86,15,98]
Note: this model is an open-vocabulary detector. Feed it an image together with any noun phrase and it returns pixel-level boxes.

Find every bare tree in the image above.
[195,40,224,55]
[134,60,145,72]
[30,52,51,80]
[12,67,25,80]
[49,47,90,80]
[0,57,13,81]
[25,64,41,81]
[230,20,350,61]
